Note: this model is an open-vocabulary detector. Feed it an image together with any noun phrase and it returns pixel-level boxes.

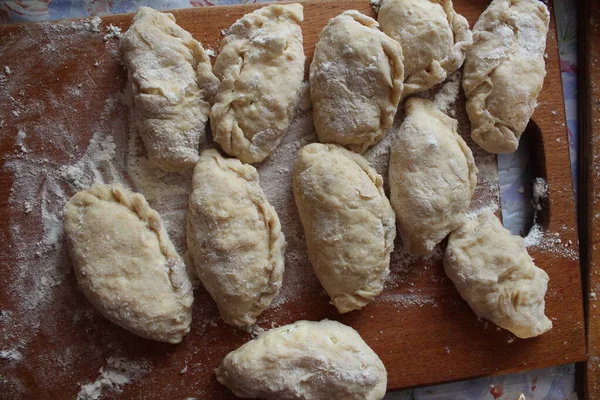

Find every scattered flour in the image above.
[77,357,152,400]
[103,24,122,41]
[0,348,23,362]
[433,70,462,114]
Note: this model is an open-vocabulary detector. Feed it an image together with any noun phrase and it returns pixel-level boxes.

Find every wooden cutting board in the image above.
[582,0,600,396]
[0,0,585,398]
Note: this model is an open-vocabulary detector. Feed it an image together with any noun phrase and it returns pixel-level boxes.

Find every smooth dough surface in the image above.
[210,4,305,164]
[378,0,472,98]
[444,210,552,339]
[63,184,193,343]
[462,0,549,154]
[187,149,286,327]
[293,143,396,313]
[389,98,477,255]
[310,10,404,153]
[216,319,387,400]
[122,6,219,174]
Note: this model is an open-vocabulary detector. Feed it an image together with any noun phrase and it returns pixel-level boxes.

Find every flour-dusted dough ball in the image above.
[293,143,396,313]
[462,0,550,154]
[310,11,404,153]
[378,0,472,98]
[63,184,193,343]
[122,7,219,174]
[210,4,305,164]
[187,149,285,327]
[216,319,387,400]
[389,98,477,256]
[444,210,552,339]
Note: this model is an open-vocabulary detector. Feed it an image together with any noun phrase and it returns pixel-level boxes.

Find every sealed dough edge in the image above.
[216,319,387,400]
[187,149,286,327]
[444,210,552,339]
[63,184,194,343]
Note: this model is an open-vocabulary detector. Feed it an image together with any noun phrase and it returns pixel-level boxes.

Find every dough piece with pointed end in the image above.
[122,6,219,174]
[187,149,285,327]
[216,319,387,400]
[389,97,477,255]
[444,210,552,339]
[377,0,472,98]
[462,0,550,153]
[63,184,193,343]
[210,4,305,164]
[310,10,404,153]
[293,143,396,313]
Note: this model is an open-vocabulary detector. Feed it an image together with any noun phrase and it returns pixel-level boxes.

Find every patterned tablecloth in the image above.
[0,0,581,398]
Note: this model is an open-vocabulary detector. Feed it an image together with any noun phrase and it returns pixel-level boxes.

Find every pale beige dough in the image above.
[310,10,404,153]
[293,143,396,313]
[378,0,472,98]
[63,184,193,343]
[122,7,219,174]
[462,0,550,153]
[210,4,305,164]
[389,98,477,255]
[187,149,285,327]
[444,210,552,339]
[216,319,387,400]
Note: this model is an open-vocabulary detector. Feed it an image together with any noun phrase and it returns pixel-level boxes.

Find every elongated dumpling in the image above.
[389,98,477,255]
[310,10,404,153]
[210,4,305,164]
[444,210,552,339]
[187,149,285,327]
[63,184,193,343]
[462,0,550,153]
[377,0,472,98]
[122,7,219,174]
[293,143,396,313]
[216,319,387,400]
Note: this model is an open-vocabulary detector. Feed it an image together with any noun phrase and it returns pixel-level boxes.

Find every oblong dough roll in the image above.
[63,184,193,343]
[389,98,477,255]
[378,0,472,98]
[293,143,396,313]
[187,149,286,327]
[216,319,387,400]
[210,4,305,164]
[462,0,550,153]
[122,7,219,174]
[444,210,552,339]
[310,10,404,153]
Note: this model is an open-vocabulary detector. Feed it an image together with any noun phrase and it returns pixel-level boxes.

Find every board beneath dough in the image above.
[0,0,585,398]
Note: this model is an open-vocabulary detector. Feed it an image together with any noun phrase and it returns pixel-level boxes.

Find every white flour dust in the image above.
[77,357,152,400]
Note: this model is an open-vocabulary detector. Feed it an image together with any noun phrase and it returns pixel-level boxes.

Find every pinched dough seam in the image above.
[403,0,471,97]
[214,155,285,318]
[86,185,188,294]
[344,11,404,132]
[320,147,393,309]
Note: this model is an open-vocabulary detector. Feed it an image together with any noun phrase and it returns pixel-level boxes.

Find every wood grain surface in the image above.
[582,0,600,397]
[0,0,586,398]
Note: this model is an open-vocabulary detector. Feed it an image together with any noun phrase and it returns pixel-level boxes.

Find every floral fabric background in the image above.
[0,0,581,398]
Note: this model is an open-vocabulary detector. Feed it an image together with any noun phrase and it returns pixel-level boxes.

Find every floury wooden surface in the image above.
[0,0,585,398]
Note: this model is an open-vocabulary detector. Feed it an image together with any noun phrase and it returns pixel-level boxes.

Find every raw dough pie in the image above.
[462,0,550,153]
[389,97,477,255]
[63,184,194,343]
[377,0,472,98]
[122,7,219,174]
[216,319,387,400]
[210,4,305,164]
[310,10,404,153]
[187,149,285,327]
[293,143,396,313]
[444,210,552,339]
